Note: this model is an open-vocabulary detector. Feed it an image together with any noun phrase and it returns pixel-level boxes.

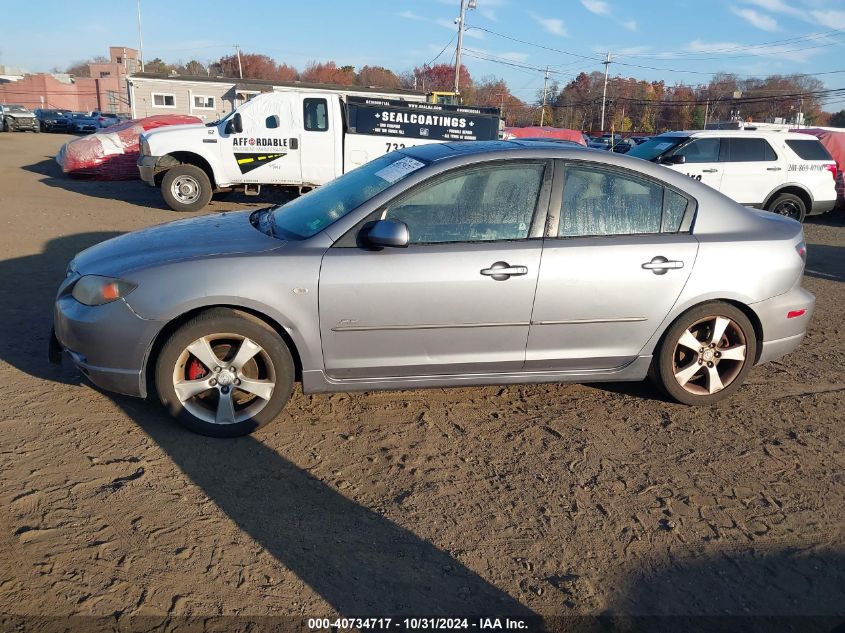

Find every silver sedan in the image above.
[50,141,814,437]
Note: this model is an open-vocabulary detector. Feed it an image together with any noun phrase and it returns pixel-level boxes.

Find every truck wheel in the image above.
[155,309,295,437]
[162,164,213,212]
[766,193,806,223]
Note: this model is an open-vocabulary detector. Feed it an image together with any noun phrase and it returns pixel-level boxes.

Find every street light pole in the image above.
[540,66,550,127]
[234,44,243,79]
[453,0,476,96]
[600,52,611,132]
[136,0,144,72]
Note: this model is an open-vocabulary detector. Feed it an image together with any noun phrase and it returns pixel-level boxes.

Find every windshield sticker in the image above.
[374,157,426,183]
[654,142,674,151]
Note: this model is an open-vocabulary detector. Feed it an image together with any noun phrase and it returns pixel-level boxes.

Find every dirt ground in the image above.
[0,132,843,629]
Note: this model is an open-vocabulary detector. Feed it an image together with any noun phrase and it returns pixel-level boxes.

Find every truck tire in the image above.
[161,164,213,212]
[766,193,806,223]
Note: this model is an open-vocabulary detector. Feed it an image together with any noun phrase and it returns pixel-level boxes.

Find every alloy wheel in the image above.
[171,175,201,204]
[772,199,802,220]
[171,333,276,425]
[672,315,748,396]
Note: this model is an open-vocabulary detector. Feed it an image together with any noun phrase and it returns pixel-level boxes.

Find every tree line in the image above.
[64,51,844,130]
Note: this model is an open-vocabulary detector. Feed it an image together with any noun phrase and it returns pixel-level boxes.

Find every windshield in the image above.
[270,153,428,239]
[206,110,235,127]
[627,135,688,161]
[7,105,28,113]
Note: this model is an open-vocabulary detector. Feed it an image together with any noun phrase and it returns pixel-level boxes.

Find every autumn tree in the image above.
[178,60,207,76]
[301,61,355,85]
[210,53,298,81]
[356,65,403,89]
[413,63,473,93]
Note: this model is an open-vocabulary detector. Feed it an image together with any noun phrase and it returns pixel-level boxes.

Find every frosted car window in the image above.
[560,166,664,237]
[662,189,688,233]
[384,163,545,244]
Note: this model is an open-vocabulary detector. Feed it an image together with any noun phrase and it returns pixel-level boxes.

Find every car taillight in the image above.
[825,164,838,181]
[795,241,807,262]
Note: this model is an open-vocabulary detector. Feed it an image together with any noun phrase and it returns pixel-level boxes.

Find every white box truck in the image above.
[138,91,502,211]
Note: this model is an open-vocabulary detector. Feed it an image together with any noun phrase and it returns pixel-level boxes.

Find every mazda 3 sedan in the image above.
[50,141,815,437]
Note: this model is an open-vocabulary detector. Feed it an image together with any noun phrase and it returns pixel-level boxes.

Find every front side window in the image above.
[383,162,545,244]
[152,93,175,108]
[724,137,777,162]
[673,138,720,164]
[304,98,329,131]
[558,165,664,237]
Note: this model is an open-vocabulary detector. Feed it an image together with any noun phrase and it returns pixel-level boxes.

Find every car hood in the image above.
[7,112,36,118]
[71,210,284,277]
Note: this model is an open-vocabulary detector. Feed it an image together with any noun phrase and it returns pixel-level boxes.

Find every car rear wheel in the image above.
[653,302,757,405]
[766,193,806,223]
[161,164,213,212]
[155,309,294,437]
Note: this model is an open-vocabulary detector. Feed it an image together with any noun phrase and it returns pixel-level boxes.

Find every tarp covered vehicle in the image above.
[56,115,202,179]
[503,126,587,145]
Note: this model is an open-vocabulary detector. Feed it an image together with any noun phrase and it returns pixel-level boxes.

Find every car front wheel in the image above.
[155,309,294,437]
[653,302,757,405]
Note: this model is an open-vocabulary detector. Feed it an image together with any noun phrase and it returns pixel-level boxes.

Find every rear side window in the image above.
[662,190,688,233]
[304,98,329,132]
[786,139,833,161]
[724,137,777,162]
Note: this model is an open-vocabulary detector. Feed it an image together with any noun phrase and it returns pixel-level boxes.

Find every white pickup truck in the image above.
[138,91,501,211]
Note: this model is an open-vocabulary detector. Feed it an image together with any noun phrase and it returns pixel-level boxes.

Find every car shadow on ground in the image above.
[805,243,844,283]
[605,548,845,633]
[0,232,538,619]
[21,157,294,214]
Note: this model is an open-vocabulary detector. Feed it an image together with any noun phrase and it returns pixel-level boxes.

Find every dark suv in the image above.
[34,109,70,132]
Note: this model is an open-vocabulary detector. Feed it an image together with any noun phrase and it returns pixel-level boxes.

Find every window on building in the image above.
[304,98,329,132]
[99,71,111,78]
[193,95,215,110]
[152,93,176,108]
[116,56,123,64]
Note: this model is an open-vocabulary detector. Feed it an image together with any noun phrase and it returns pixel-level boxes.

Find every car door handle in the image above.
[767,167,782,171]
[642,256,684,275]
[702,168,718,173]
[481,261,528,281]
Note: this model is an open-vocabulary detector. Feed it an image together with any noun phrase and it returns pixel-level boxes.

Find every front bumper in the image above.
[138,155,158,186]
[52,289,164,398]
[751,283,815,365]
[7,117,38,131]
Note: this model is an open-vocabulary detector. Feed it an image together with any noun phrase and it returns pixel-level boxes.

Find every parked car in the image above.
[65,112,99,133]
[34,108,70,132]
[0,104,39,132]
[51,140,814,437]
[627,130,837,221]
[587,138,612,150]
[90,111,119,128]
[611,139,636,154]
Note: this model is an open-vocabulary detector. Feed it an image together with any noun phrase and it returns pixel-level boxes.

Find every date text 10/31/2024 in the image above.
[307,617,530,630]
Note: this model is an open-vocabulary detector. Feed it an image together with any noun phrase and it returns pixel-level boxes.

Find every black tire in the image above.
[155,309,295,437]
[3,118,13,132]
[766,192,806,223]
[161,164,213,212]
[652,301,757,406]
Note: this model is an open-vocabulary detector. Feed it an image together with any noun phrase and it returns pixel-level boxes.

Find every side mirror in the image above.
[232,112,244,134]
[661,154,685,165]
[366,219,409,248]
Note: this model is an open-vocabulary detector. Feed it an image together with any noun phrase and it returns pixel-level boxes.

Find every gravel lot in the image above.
[0,132,843,627]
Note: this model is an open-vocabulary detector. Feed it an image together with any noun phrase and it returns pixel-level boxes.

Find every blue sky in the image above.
[2,0,844,103]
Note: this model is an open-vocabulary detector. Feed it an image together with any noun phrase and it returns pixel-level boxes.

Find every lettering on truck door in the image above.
[220,93,302,185]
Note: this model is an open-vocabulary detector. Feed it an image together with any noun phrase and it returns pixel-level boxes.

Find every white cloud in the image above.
[621,19,637,31]
[581,0,611,15]
[809,9,845,29]
[687,38,822,63]
[398,10,426,21]
[731,7,780,31]
[529,12,568,36]
[742,0,804,18]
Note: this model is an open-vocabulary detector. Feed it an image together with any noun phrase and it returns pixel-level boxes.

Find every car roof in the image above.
[656,129,817,141]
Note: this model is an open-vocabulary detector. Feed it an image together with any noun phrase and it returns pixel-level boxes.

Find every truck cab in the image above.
[139,90,501,212]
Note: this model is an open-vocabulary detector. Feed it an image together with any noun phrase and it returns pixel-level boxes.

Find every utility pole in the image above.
[454,0,476,96]
[136,0,144,72]
[703,91,710,129]
[600,52,611,132]
[234,44,243,79]
[540,66,550,127]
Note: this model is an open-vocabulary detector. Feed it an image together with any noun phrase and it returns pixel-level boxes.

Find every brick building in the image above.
[0,46,138,114]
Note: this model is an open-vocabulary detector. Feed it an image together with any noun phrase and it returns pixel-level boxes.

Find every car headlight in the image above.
[71,275,137,306]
